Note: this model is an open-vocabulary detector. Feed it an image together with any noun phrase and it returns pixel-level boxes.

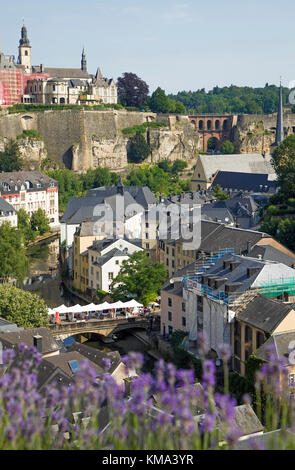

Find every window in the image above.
[182,302,186,312]
[168,326,173,335]
[234,340,241,358]
[146,243,150,249]
[168,297,172,307]
[182,317,186,327]
[256,331,265,349]
[108,272,114,280]
[115,260,119,265]
[145,233,149,239]
[168,312,172,322]
[245,326,252,344]
[146,222,149,228]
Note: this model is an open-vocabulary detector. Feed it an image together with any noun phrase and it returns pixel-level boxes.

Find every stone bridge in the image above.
[189,114,237,152]
[49,317,150,340]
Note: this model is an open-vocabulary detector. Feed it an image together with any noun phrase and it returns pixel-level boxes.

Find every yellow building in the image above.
[72,221,103,293]
[232,294,295,376]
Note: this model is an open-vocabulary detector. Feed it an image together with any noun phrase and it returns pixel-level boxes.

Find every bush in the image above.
[16,129,42,140]
[0,284,48,328]
[122,121,168,136]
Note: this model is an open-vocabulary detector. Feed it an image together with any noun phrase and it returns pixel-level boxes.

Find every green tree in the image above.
[0,284,48,328]
[127,131,151,163]
[171,160,188,175]
[174,101,186,114]
[17,208,37,243]
[207,137,219,151]
[213,184,229,201]
[0,222,28,282]
[111,251,167,306]
[0,139,23,172]
[271,135,295,199]
[30,208,50,235]
[220,140,235,154]
[149,87,171,113]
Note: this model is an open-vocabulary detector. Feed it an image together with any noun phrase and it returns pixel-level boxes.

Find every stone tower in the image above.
[81,47,87,72]
[275,82,284,146]
[18,23,32,73]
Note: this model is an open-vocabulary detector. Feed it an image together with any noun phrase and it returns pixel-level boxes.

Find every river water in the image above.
[24,238,155,370]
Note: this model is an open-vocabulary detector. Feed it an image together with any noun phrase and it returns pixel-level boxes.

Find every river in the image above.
[24,238,156,371]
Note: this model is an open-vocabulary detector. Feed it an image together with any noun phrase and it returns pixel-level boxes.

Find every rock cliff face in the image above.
[232,120,275,154]
[0,136,47,170]
[233,112,295,154]
[17,138,47,170]
[0,109,200,171]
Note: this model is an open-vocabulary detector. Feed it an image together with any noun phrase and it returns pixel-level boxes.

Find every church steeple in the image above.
[18,23,32,73]
[81,47,87,72]
[19,23,30,47]
[275,81,284,146]
[117,175,124,196]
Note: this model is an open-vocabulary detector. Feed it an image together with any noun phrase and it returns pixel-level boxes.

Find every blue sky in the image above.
[1,0,294,94]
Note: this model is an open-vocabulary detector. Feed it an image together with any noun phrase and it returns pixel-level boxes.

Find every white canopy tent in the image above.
[48,299,145,320]
[123,299,143,308]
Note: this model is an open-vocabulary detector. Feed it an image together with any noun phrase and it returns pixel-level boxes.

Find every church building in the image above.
[0,25,117,106]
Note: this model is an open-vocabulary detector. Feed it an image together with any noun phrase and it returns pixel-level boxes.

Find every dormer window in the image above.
[24,180,33,189]
[2,182,11,191]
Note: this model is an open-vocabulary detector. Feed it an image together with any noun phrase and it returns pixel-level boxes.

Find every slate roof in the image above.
[0,327,60,355]
[212,171,277,193]
[92,248,129,267]
[196,154,275,181]
[32,66,91,79]
[0,198,16,215]
[199,220,269,254]
[44,351,104,377]
[61,185,156,225]
[0,171,57,194]
[0,317,22,333]
[255,330,295,362]
[68,342,121,374]
[201,206,234,225]
[192,253,295,298]
[250,244,295,268]
[237,295,295,333]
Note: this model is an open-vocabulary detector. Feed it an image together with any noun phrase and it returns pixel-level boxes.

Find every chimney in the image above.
[33,334,42,353]
[247,241,252,254]
[40,64,44,73]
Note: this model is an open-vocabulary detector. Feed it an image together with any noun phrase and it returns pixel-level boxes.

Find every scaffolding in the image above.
[183,249,295,306]
[257,277,295,298]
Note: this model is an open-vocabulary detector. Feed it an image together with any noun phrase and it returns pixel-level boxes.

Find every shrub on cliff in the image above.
[0,139,23,172]
[127,131,151,163]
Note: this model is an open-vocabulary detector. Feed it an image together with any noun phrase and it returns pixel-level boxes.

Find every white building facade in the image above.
[0,171,59,229]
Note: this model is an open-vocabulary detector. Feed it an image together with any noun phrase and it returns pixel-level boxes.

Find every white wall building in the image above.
[0,171,59,229]
[0,198,18,227]
[87,238,143,292]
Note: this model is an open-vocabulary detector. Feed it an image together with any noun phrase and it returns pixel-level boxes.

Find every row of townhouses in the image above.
[0,171,59,229]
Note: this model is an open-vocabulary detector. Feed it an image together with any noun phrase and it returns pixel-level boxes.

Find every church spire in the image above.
[117,174,124,196]
[19,23,30,47]
[275,80,284,146]
[81,47,87,72]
